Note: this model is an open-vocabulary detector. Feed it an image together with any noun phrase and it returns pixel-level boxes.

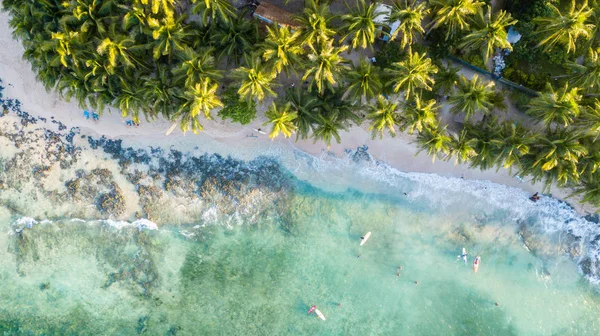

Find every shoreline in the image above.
[0,11,595,217]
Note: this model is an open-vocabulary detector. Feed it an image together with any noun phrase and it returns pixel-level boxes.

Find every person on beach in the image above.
[125,119,134,127]
[83,110,90,120]
[92,112,99,123]
[530,192,540,202]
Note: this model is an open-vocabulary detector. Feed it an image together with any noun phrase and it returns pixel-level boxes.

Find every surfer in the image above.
[308,305,317,315]
[473,256,481,273]
[529,192,540,202]
[457,248,468,264]
[396,266,403,277]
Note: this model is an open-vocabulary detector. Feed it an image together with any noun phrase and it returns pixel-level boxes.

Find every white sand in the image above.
[0,11,595,215]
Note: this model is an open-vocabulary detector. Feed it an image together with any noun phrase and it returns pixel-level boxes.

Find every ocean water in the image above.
[2,86,600,335]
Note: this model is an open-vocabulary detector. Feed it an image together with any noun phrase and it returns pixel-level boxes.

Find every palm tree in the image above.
[233,57,277,103]
[285,87,319,140]
[449,128,477,164]
[527,129,588,186]
[433,64,460,96]
[115,81,151,124]
[294,0,336,50]
[400,95,439,134]
[526,83,582,129]
[312,114,347,147]
[389,0,430,49]
[148,16,193,60]
[264,102,298,139]
[463,119,501,169]
[534,0,595,54]
[142,65,182,118]
[176,77,223,134]
[191,0,236,27]
[416,125,453,162]
[211,16,259,65]
[96,34,134,73]
[576,99,600,138]
[340,0,382,51]
[492,122,535,170]
[303,41,350,95]
[459,6,517,63]
[343,59,383,104]
[449,75,497,121]
[427,0,484,40]
[172,46,223,88]
[390,51,438,99]
[260,24,305,76]
[147,0,176,18]
[565,47,600,93]
[367,95,401,138]
[45,29,83,68]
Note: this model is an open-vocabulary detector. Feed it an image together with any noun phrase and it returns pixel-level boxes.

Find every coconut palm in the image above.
[565,47,600,93]
[449,75,498,121]
[576,99,600,138]
[416,125,453,161]
[233,57,277,103]
[433,64,460,96]
[367,95,401,138]
[400,95,439,134]
[534,0,595,54]
[285,87,319,140]
[191,0,236,27]
[294,0,336,50]
[427,0,484,40]
[312,113,347,147]
[463,119,502,170]
[172,46,223,88]
[115,81,151,124]
[260,24,305,76]
[176,77,223,134]
[492,122,536,170]
[343,59,383,104]
[317,88,361,125]
[45,29,83,68]
[148,15,193,60]
[212,16,259,65]
[390,51,438,99]
[527,129,588,186]
[303,41,350,95]
[264,102,298,139]
[142,65,183,118]
[526,83,582,129]
[449,128,477,164]
[459,6,517,63]
[96,34,134,73]
[340,0,382,51]
[389,0,430,49]
[571,176,600,205]
[147,0,176,18]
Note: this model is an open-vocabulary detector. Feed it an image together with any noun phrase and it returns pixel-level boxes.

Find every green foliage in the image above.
[373,41,405,69]
[218,87,257,125]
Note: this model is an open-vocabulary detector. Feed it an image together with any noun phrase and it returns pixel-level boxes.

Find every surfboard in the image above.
[165,123,178,136]
[462,248,467,264]
[315,309,326,321]
[253,128,267,135]
[473,256,481,273]
[360,232,371,246]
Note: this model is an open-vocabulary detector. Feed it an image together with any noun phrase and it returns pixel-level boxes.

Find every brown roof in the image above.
[253,1,301,29]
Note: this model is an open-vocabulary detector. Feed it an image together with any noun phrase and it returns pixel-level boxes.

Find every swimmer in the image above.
[396,266,403,277]
[414,281,418,285]
[457,248,468,265]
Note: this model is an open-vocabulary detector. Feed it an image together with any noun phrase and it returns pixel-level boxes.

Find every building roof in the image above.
[253,1,300,30]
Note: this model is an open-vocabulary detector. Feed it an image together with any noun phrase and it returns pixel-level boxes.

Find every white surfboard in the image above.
[253,128,267,135]
[360,232,371,246]
[165,122,178,136]
[315,309,326,321]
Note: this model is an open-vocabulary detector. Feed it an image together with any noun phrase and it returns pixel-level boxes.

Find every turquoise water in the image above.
[2,173,600,335]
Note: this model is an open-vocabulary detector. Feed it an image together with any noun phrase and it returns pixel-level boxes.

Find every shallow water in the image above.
[2,81,600,335]
[2,173,600,335]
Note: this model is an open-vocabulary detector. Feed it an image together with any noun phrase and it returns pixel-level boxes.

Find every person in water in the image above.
[530,192,541,202]
[396,266,403,277]
[308,305,317,315]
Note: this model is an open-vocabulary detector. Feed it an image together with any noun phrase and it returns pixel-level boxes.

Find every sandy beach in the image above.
[0,10,595,216]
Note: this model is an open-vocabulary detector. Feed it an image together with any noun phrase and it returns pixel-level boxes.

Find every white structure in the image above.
[374,4,401,42]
